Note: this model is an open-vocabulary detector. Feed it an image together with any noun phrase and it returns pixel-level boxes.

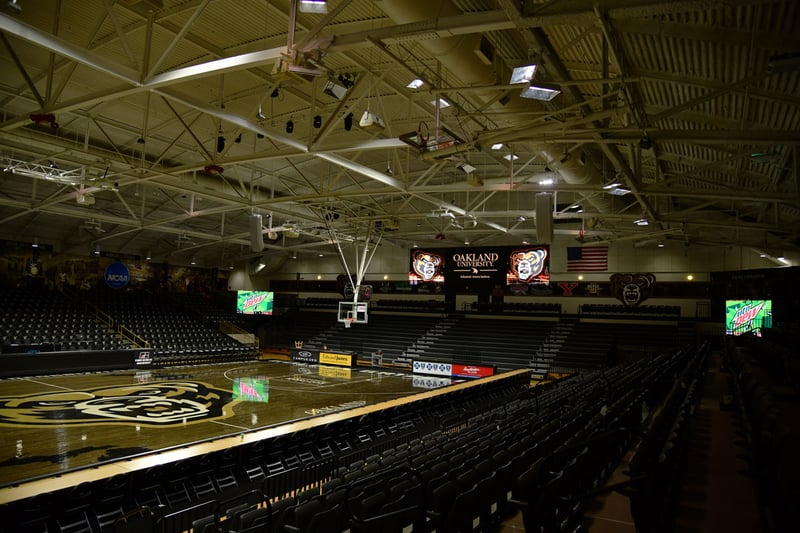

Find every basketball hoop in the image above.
[343,318,354,328]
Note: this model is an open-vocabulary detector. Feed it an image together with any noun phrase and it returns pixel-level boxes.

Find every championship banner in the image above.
[451,363,495,379]
[291,349,319,364]
[412,360,453,377]
[319,351,356,368]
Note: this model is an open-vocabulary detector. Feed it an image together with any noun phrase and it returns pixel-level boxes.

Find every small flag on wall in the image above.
[566,246,608,271]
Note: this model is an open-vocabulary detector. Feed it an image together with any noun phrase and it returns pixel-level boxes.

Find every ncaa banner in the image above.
[104,261,130,289]
[412,360,452,377]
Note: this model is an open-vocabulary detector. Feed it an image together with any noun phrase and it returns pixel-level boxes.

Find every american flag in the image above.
[566,246,608,271]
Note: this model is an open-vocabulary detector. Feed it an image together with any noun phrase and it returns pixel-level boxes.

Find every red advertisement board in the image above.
[451,363,495,379]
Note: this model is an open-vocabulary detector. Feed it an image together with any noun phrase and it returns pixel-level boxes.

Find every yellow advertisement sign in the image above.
[319,352,355,367]
[318,366,352,379]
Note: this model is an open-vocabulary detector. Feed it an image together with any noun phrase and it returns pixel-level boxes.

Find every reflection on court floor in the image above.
[0,360,451,489]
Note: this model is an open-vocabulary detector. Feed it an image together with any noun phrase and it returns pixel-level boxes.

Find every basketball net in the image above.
[343,318,353,328]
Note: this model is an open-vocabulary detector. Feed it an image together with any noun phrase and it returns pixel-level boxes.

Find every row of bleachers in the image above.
[303,314,437,359]
[470,301,562,315]
[405,316,556,370]
[725,336,800,533]
[580,303,681,318]
[0,286,131,353]
[373,299,446,312]
[81,289,258,365]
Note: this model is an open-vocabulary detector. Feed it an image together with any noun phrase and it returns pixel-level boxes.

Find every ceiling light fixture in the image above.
[609,187,631,196]
[504,154,519,161]
[285,120,294,133]
[510,64,537,84]
[491,143,504,150]
[407,79,424,89]
[431,98,450,108]
[520,86,561,101]
[634,218,649,226]
[299,0,327,14]
[323,78,348,100]
[457,162,476,174]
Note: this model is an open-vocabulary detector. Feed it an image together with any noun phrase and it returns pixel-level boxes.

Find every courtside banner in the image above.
[452,363,495,379]
[318,366,352,379]
[291,349,319,364]
[412,360,453,377]
[319,351,356,367]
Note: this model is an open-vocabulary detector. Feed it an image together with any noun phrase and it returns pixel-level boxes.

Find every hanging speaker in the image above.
[535,193,553,244]
[250,214,264,252]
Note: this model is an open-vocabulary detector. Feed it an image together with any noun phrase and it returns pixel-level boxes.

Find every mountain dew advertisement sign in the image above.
[236,290,274,315]
[725,299,772,336]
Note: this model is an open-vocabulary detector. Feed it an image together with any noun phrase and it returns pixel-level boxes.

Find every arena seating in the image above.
[2,344,719,533]
[580,303,681,318]
[82,288,258,365]
[724,336,800,533]
[0,285,131,353]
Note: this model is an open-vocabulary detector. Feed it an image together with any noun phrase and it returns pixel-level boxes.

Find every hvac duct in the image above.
[535,192,553,244]
[249,214,265,252]
[374,0,496,86]
[538,144,612,213]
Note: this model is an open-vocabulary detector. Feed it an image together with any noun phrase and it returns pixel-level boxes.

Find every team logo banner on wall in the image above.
[610,273,656,306]
[412,360,453,377]
[506,247,549,285]
[409,245,549,287]
[409,250,445,284]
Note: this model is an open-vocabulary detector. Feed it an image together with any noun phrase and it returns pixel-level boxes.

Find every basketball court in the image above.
[0,360,460,504]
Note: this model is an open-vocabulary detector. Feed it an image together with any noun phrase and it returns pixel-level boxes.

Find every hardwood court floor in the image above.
[0,360,452,502]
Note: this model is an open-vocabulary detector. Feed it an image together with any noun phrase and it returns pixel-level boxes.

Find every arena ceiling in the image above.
[0,0,798,271]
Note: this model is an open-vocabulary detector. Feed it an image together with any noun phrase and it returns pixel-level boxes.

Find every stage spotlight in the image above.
[216,134,225,153]
[286,120,294,134]
[343,112,353,131]
[313,115,322,128]
[235,133,242,143]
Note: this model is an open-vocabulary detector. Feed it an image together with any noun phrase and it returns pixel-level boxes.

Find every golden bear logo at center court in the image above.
[0,381,234,427]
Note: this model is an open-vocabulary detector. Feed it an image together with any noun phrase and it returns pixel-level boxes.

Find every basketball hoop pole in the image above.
[324,215,383,305]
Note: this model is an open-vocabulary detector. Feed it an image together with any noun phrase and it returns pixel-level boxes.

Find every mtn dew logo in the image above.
[726,300,772,336]
[236,290,274,315]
